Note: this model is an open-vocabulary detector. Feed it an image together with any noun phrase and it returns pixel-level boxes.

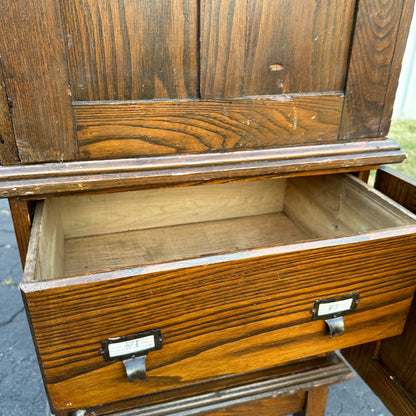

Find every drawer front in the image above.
[22,230,416,412]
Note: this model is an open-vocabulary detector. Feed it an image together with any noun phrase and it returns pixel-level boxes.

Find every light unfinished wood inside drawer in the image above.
[30,174,416,281]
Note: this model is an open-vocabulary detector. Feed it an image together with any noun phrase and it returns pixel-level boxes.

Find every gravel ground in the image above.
[0,198,393,416]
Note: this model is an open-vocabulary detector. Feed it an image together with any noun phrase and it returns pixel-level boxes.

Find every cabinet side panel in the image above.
[375,167,416,395]
[0,0,78,163]
[339,0,413,140]
[380,0,416,134]
[62,0,198,101]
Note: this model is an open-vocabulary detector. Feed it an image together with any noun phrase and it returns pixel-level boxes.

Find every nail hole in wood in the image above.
[269,63,283,72]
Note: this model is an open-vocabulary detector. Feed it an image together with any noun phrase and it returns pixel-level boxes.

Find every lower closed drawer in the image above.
[21,174,416,413]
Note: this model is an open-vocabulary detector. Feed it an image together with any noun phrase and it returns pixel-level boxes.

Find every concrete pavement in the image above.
[0,198,393,416]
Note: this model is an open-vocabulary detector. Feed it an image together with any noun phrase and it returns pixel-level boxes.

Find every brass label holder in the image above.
[100,329,163,381]
[311,294,360,338]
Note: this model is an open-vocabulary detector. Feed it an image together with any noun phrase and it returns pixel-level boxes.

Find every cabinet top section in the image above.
[0,0,414,196]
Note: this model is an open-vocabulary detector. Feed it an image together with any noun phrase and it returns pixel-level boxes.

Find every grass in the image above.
[387,119,416,178]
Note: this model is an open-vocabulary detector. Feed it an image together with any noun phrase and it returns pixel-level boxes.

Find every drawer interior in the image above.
[30,174,416,281]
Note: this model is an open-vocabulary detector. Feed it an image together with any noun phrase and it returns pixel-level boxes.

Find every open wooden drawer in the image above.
[21,174,416,413]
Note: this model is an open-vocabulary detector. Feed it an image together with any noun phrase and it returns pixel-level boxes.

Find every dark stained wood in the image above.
[360,360,416,416]
[304,386,330,416]
[373,167,416,397]
[199,0,247,98]
[0,66,19,165]
[0,138,404,198]
[243,0,355,97]
[378,294,416,396]
[22,220,416,411]
[74,94,343,159]
[379,0,416,134]
[0,0,77,163]
[339,0,412,140]
[0,0,413,166]
[200,0,355,98]
[8,199,33,267]
[342,341,380,380]
[375,166,416,213]
[62,0,198,101]
[355,170,371,183]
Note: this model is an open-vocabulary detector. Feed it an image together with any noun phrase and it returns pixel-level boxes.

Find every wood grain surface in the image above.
[372,167,416,399]
[51,174,415,278]
[74,94,343,159]
[0,0,413,165]
[0,0,77,162]
[63,213,308,277]
[358,359,416,416]
[200,0,355,98]
[8,199,33,266]
[79,353,352,416]
[339,0,412,140]
[22,225,416,412]
[62,0,198,101]
[303,386,330,416]
[379,0,416,135]
[0,67,19,165]
[0,139,404,198]
[52,178,285,239]
[200,393,306,416]
[375,166,416,214]
[343,166,416,416]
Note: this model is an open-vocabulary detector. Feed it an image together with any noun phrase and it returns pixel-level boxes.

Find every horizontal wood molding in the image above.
[0,139,405,198]
[73,354,336,415]
[74,94,343,159]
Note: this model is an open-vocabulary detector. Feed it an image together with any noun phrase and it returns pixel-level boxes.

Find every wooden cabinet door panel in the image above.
[62,0,199,101]
[200,0,356,99]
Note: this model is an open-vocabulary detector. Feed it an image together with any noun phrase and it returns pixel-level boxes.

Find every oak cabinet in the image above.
[0,1,415,415]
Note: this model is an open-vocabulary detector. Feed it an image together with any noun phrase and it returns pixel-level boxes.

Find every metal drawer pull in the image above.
[311,294,359,338]
[123,355,148,381]
[325,316,345,338]
[100,329,163,382]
